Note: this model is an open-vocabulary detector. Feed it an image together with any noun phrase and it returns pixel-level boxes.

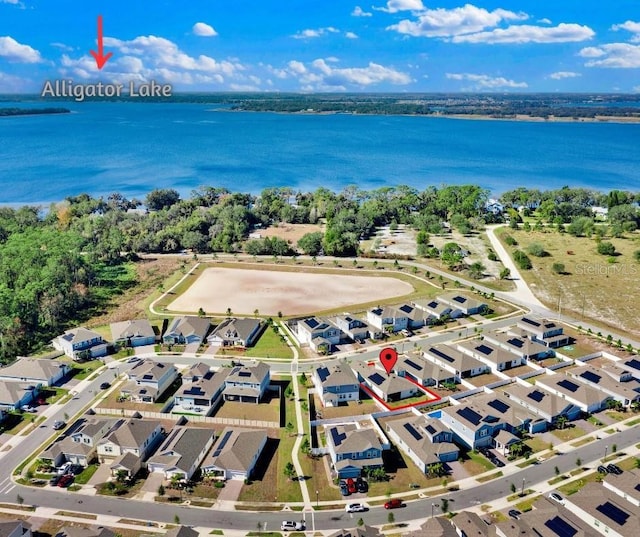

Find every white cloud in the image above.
[387,4,527,38]
[374,0,425,13]
[292,27,339,39]
[446,72,527,89]
[538,18,552,25]
[284,58,412,90]
[452,23,594,44]
[549,71,581,79]
[0,70,30,92]
[345,32,359,39]
[51,42,74,52]
[579,43,640,68]
[634,85,640,93]
[0,0,24,5]
[612,20,640,42]
[0,36,41,63]
[193,22,218,37]
[352,6,372,17]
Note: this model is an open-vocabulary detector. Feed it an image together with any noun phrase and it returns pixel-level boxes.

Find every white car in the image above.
[280,521,305,531]
[549,492,564,505]
[346,503,367,513]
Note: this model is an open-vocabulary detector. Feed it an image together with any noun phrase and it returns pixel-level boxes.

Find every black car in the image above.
[356,478,368,493]
[49,475,61,486]
[607,464,623,475]
[100,382,111,390]
[597,465,610,474]
[339,482,350,496]
[508,509,521,520]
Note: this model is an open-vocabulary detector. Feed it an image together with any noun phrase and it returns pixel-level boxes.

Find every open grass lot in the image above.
[167,264,416,316]
[220,326,293,360]
[258,223,325,244]
[525,436,552,454]
[495,227,640,338]
[316,397,379,420]
[213,396,280,423]
[464,372,503,388]
[551,425,587,442]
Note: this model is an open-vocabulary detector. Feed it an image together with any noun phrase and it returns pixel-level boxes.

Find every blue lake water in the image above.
[1,101,639,204]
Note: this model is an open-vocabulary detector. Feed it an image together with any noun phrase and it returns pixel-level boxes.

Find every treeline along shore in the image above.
[0,107,70,117]
[1,183,639,362]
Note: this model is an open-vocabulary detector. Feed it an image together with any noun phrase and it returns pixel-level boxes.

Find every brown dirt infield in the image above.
[166,266,414,315]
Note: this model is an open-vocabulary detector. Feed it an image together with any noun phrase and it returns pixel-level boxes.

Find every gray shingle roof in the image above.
[110,319,155,341]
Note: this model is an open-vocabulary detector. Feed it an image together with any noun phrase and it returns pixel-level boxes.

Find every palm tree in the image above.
[226,307,232,317]
[555,415,568,430]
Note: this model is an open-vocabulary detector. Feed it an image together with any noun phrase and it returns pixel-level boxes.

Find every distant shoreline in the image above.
[0,107,71,118]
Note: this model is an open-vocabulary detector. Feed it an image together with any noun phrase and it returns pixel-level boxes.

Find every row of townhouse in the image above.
[121,359,271,408]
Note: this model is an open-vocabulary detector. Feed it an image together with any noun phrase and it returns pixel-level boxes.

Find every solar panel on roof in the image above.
[507,338,524,348]
[558,379,580,393]
[596,502,630,526]
[452,295,466,304]
[488,399,509,413]
[475,344,493,355]
[404,358,423,371]
[527,390,545,403]
[580,370,602,384]
[369,372,385,386]
[429,347,455,363]
[399,305,412,313]
[306,318,319,328]
[428,301,438,308]
[521,317,541,327]
[238,371,251,377]
[330,427,347,446]
[425,424,436,435]
[213,430,233,457]
[544,516,578,537]
[317,367,330,382]
[403,423,423,441]
[457,406,482,426]
[625,359,640,371]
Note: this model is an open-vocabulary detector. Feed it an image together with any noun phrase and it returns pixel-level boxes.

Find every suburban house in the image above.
[207,318,264,348]
[408,517,459,537]
[295,317,342,353]
[325,423,385,479]
[163,316,210,345]
[395,304,428,330]
[326,526,382,537]
[366,306,409,333]
[0,521,31,537]
[603,469,640,508]
[622,358,640,382]
[438,293,487,316]
[110,319,156,348]
[456,339,525,372]
[385,414,459,474]
[440,393,542,450]
[223,362,270,404]
[334,315,371,342]
[312,362,360,407]
[121,360,179,403]
[484,330,554,361]
[41,418,119,468]
[0,381,39,411]
[97,418,163,462]
[536,373,611,413]
[396,353,455,387]
[353,362,421,403]
[0,358,70,387]
[503,383,582,427]
[515,316,571,348]
[147,427,216,481]
[567,365,640,408]
[485,199,504,215]
[412,299,461,323]
[449,512,491,537]
[423,345,488,381]
[173,365,230,414]
[201,427,268,480]
[52,327,107,360]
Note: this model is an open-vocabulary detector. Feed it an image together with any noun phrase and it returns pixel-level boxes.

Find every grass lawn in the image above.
[465,450,496,472]
[551,426,587,442]
[74,464,99,484]
[0,412,26,435]
[367,446,442,496]
[570,437,595,448]
[221,326,293,360]
[605,411,629,422]
[524,437,551,454]
[557,471,601,496]
[515,494,542,512]
[213,395,280,423]
[477,471,503,483]
[318,397,379,419]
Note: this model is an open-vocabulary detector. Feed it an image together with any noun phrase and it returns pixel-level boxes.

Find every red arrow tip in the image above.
[90,50,113,70]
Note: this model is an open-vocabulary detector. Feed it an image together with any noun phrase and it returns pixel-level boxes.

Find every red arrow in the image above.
[90,15,113,70]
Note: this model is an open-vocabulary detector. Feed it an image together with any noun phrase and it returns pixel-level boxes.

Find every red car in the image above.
[346,478,357,494]
[57,474,74,488]
[384,499,402,509]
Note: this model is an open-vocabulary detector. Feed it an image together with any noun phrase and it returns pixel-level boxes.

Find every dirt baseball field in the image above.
[167,266,414,315]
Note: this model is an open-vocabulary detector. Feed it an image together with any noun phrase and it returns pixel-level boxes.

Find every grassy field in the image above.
[220,325,293,360]
[213,397,280,423]
[495,227,640,338]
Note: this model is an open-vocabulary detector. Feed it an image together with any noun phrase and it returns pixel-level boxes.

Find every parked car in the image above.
[597,465,610,474]
[57,462,73,475]
[607,464,623,475]
[356,477,368,493]
[57,474,74,488]
[49,475,61,486]
[346,503,367,513]
[384,499,403,509]
[52,420,66,430]
[21,405,37,413]
[549,492,564,505]
[339,482,350,496]
[280,521,305,531]
[99,382,111,390]
[346,477,357,494]
[508,509,521,520]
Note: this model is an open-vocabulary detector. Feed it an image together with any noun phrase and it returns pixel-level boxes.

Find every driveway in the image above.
[185,342,200,354]
[142,471,164,493]
[217,479,243,502]
[88,462,113,486]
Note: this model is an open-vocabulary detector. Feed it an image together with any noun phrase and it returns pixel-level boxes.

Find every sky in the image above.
[1,0,639,93]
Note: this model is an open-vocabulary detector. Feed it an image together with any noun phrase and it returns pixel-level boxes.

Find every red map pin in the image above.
[379,347,398,375]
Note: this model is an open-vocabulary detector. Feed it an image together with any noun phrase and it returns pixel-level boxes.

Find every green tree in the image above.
[158,484,165,496]
[510,482,516,494]
[468,261,485,279]
[499,267,511,279]
[284,461,296,480]
[552,262,565,274]
[387,512,395,524]
[146,188,180,211]
[597,241,616,256]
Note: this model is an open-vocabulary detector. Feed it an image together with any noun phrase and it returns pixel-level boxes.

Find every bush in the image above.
[504,234,518,246]
[634,250,640,262]
[513,250,532,270]
[488,251,498,261]
[214,481,225,488]
[597,241,616,256]
[526,242,547,257]
[552,263,565,274]
[499,267,511,279]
